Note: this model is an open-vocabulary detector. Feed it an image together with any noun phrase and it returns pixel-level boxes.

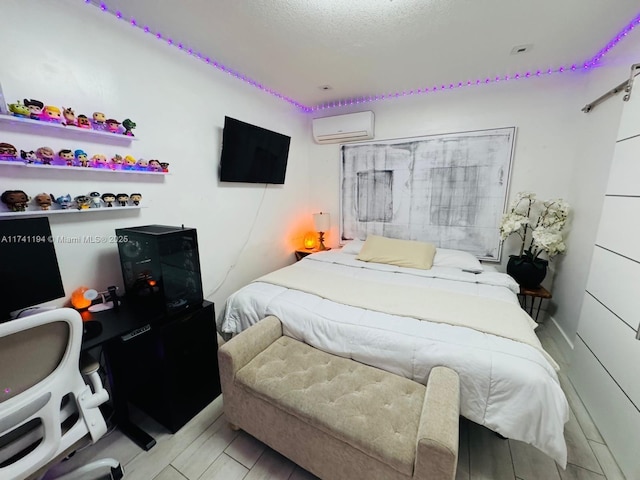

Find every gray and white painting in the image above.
[341,127,515,261]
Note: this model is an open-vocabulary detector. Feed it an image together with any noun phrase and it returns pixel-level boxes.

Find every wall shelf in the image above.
[0,205,143,218]
[0,160,166,175]
[0,114,139,142]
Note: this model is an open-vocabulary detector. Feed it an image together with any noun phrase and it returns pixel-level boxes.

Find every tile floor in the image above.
[52,324,626,480]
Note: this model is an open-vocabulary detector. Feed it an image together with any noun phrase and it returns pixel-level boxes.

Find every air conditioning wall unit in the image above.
[312,111,375,144]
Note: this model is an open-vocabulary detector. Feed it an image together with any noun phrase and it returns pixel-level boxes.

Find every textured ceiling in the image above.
[89,0,640,108]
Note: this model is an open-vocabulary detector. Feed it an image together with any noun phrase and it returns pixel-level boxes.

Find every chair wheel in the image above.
[111,464,124,479]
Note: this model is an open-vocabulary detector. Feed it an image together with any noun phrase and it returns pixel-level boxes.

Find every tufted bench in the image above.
[218,316,460,480]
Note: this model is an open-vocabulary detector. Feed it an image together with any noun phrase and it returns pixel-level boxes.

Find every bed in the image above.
[218,245,569,466]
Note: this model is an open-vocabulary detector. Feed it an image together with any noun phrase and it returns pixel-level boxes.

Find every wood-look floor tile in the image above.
[288,465,321,480]
[564,409,603,475]
[558,464,606,480]
[559,374,604,444]
[153,465,188,480]
[225,430,267,469]
[199,453,249,480]
[589,441,626,480]
[456,417,470,480]
[171,417,239,479]
[243,448,296,480]
[469,422,515,480]
[510,439,561,480]
[123,396,224,480]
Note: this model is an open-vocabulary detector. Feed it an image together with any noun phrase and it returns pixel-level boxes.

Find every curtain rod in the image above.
[582,63,640,113]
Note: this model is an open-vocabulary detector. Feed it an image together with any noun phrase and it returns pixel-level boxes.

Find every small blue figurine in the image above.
[55,194,72,209]
[74,149,90,167]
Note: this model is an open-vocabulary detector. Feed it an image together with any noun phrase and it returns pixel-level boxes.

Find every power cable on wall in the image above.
[206,184,268,298]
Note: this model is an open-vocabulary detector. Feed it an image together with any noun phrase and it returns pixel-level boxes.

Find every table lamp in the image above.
[313,212,330,251]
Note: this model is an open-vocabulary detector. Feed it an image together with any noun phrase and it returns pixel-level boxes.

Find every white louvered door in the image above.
[569,66,640,480]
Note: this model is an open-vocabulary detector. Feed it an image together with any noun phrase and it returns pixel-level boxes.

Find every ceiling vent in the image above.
[312,111,375,144]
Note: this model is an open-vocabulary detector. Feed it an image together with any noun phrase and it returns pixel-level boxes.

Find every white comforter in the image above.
[218,251,569,466]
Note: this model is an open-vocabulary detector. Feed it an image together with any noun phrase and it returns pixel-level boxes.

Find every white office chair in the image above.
[0,308,124,480]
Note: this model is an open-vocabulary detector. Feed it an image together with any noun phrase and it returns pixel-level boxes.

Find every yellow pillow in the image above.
[356,235,436,270]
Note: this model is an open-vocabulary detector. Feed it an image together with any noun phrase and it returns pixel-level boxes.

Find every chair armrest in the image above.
[218,316,283,375]
[414,366,460,480]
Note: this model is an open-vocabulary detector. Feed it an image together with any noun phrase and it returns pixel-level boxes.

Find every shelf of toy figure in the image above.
[0,114,139,142]
[0,205,143,218]
[0,160,167,175]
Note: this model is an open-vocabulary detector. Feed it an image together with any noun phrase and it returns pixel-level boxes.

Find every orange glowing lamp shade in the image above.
[303,232,317,250]
[70,286,93,309]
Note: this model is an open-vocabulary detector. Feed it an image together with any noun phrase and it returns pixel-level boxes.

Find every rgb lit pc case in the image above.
[116,225,203,314]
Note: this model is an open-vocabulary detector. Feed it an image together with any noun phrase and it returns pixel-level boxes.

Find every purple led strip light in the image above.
[88,0,306,110]
[86,1,639,113]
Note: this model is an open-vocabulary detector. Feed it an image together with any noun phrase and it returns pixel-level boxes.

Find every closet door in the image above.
[569,69,640,480]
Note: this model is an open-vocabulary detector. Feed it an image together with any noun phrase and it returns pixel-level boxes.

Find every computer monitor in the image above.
[0,217,65,321]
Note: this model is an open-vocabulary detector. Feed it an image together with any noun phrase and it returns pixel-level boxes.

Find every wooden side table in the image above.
[518,285,552,321]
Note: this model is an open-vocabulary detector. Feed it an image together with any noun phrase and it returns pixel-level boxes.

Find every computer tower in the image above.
[109,301,221,433]
[116,225,203,315]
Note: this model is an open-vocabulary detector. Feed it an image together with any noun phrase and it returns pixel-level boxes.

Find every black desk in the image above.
[80,299,217,451]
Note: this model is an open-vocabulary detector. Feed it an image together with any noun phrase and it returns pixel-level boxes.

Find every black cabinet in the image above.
[108,301,220,433]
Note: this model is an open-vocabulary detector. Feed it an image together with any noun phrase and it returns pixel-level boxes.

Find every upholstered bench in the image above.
[218,316,460,480]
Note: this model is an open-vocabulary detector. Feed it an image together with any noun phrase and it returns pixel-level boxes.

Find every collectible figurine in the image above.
[129,193,142,206]
[148,159,162,172]
[0,143,18,161]
[55,194,72,209]
[122,118,136,136]
[74,149,90,167]
[136,158,149,170]
[101,192,116,207]
[75,195,91,210]
[1,190,30,212]
[122,155,136,170]
[109,154,123,170]
[159,162,170,173]
[24,99,44,120]
[42,106,62,123]
[77,114,92,129]
[92,112,106,129]
[91,154,107,168]
[8,101,30,118]
[34,193,55,210]
[62,107,76,126]
[116,193,129,207]
[89,191,101,208]
[105,119,121,133]
[58,149,74,166]
[20,150,37,164]
[36,146,55,165]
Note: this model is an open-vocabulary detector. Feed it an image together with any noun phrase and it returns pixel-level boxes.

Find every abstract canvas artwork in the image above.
[341,127,516,261]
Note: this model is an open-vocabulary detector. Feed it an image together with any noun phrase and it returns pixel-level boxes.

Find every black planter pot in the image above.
[507,255,548,289]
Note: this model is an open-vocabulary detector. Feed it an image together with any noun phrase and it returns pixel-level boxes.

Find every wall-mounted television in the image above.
[219,116,291,184]
[0,217,65,321]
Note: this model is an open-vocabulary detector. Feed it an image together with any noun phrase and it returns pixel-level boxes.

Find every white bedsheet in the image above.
[218,251,569,465]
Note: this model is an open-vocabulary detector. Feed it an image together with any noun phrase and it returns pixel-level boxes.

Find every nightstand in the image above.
[294,248,330,261]
[518,285,552,321]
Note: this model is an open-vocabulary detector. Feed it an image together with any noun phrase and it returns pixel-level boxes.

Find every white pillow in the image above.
[342,240,483,272]
[341,239,365,255]
[433,248,483,273]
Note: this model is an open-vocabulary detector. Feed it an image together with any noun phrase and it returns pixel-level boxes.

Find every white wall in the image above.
[306,31,640,345]
[0,0,311,313]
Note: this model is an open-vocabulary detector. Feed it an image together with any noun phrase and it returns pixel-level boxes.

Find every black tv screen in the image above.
[219,116,291,184]
[0,217,65,320]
